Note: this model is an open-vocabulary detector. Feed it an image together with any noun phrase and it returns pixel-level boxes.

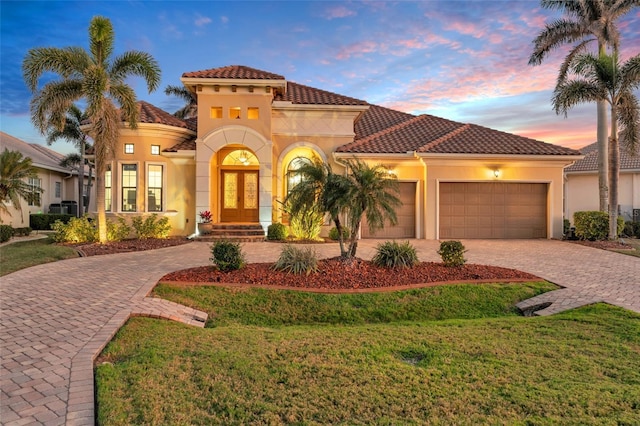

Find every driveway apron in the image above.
[1,239,638,425]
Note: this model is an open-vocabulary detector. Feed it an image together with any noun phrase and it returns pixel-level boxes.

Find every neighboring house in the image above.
[97,65,582,239]
[0,131,96,227]
[565,142,640,223]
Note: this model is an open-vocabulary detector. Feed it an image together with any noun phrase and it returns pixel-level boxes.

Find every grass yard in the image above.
[0,236,78,276]
[615,238,640,258]
[96,283,640,425]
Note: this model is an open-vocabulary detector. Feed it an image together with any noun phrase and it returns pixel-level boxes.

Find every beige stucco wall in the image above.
[565,171,640,223]
[421,158,569,240]
[104,125,196,236]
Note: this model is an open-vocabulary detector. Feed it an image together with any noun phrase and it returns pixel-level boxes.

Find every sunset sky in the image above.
[1,1,639,155]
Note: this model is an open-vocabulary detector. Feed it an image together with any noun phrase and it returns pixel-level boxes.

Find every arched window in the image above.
[287,157,313,194]
[221,149,259,166]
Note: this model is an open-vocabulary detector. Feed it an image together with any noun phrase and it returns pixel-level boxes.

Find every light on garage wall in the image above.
[384,165,396,177]
[493,169,501,179]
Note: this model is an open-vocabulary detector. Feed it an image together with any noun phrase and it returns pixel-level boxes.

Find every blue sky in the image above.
[1,0,639,155]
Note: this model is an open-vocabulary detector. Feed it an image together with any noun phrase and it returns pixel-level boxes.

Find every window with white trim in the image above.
[147,164,163,212]
[28,177,42,206]
[121,164,137,212]
[55,181,61,198]
[124,143,134,154]
[151,145,160,155]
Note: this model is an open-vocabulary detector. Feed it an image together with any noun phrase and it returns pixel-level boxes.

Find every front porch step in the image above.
[197,223,265,242]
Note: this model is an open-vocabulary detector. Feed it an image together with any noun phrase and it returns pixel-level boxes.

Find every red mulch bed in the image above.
[160,258,540,291]
[67,237,191,257]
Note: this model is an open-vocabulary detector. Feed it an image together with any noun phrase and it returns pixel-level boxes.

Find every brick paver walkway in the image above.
[1,239,638,425]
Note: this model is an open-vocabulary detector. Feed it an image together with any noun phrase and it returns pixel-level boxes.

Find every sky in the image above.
[1,0,639,155]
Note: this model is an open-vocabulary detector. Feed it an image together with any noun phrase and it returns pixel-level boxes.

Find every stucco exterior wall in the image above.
[565,172,639,223]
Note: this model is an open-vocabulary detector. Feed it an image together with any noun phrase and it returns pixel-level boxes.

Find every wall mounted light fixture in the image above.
[494,169,501,178]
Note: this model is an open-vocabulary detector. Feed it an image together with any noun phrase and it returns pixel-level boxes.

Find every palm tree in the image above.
[0,149,43,223]
[285,159,401,258]
[23,16,161,242]
[58,151,95,215]
[164,85,197,119]
[529,0,638,212]
[342,159,401,257]
[553,51,640,238]
[45,105,92,217]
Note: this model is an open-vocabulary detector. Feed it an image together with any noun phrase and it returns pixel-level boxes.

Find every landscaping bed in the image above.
[65,237,191,257]
[160,258,539,290]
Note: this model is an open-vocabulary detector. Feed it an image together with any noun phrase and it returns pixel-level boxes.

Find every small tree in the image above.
[0,149,42,223]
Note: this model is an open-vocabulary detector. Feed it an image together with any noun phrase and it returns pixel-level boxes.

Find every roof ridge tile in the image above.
[418,122,469,153]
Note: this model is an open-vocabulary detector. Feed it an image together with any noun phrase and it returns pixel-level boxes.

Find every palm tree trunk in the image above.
[597,42,609,212]
[608,108,619,240]
[77,143,85,218]
[597,100,609,211]
[96,166,107,243]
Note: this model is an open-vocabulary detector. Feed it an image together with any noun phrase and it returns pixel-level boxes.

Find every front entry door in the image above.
[221,170,259,222]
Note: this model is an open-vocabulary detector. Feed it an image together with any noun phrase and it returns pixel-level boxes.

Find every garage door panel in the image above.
[363,182,416,239]
[439,182,547,239]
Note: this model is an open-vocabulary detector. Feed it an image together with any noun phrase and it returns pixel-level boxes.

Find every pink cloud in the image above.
[325,5,357,20]
[335,40,379,60]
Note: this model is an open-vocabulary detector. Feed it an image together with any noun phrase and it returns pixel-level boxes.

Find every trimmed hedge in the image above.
[574,211,625,240]
[0,225,13,243]
[267,222,288,241]
[30,213,73,231]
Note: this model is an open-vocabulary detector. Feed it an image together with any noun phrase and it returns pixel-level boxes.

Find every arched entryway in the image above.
[219,147,259,222]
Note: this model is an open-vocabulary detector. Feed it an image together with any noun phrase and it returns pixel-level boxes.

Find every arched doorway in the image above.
[219,147,259,222]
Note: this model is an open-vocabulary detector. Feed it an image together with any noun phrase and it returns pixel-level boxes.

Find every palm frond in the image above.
[553,79,605,116]
[22,46,89,92]
[617,91,640,156]
[30,79,83,133]
[529,19,590,66]
[557,39,593,85]
[111,51,161,92]
[89,16,115,66]
[109,83,138,128]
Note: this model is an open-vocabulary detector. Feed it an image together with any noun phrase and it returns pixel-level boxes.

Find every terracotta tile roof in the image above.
[136,101,193,130]
[566,142,640,172]
[164,138,196,152]
[182,65,285,80]
[339,111,579,156]
[275,81,368,106]
[338,113,463,153]
[354,104,416,140]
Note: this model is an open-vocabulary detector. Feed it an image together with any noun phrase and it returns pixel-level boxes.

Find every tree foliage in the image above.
[22,16,161,242]
[0,149,42,221]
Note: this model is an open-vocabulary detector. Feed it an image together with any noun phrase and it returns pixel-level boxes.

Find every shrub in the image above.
[438,240,467,267]
[13,227,32,237]
[211,240,246,272]
[131,214,171,239]
[107,217,132,242]
[273,244,318,275]
[0,225,13,243]
[563,218,571,236]
[623,221,640,238]
[289,208,324,240]
[372,240,418,269]
[617,216,624,238]
[574,211,612,240]
[267,222,288,241]
[51,216,97,243]
[328,226,350,241]
[30,213,73,231]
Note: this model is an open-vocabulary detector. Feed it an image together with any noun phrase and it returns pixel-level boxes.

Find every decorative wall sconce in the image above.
[493,169,501,178]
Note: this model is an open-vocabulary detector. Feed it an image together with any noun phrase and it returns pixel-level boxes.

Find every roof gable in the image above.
[182,65,285,80]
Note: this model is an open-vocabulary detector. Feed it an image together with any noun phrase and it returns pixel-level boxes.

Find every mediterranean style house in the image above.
[565,142,640,224]
[0,131,96,227]
[99,65,582,240]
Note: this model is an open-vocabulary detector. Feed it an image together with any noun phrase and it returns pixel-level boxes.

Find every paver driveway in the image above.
[1,239,638,425]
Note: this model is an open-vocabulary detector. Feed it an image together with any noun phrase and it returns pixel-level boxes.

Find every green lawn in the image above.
[615,238,640,258]
[96,283,640,425]
[0,236,78,276]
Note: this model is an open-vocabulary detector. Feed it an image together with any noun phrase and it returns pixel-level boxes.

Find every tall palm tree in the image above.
[58,151,95,215]
[285,159,401,258]
[164,85,197,119]
[23,16,161,242]
[529,0,638,212]
[45,105,92,217]
[0,149,42,223]
[553,51,640,238]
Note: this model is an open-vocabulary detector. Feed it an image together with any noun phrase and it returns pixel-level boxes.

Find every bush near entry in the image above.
[438,241,467,267]
[267,222,288,241]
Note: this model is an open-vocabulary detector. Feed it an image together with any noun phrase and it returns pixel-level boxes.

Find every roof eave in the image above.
[273,102,369,112]
[180,77,287,88]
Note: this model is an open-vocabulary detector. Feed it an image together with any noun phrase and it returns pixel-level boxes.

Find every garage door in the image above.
[439,182,547,239]
[362,182,416,239]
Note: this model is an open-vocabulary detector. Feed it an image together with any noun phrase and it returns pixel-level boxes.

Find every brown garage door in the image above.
[439,182,547,239]
[363,182,416,239]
